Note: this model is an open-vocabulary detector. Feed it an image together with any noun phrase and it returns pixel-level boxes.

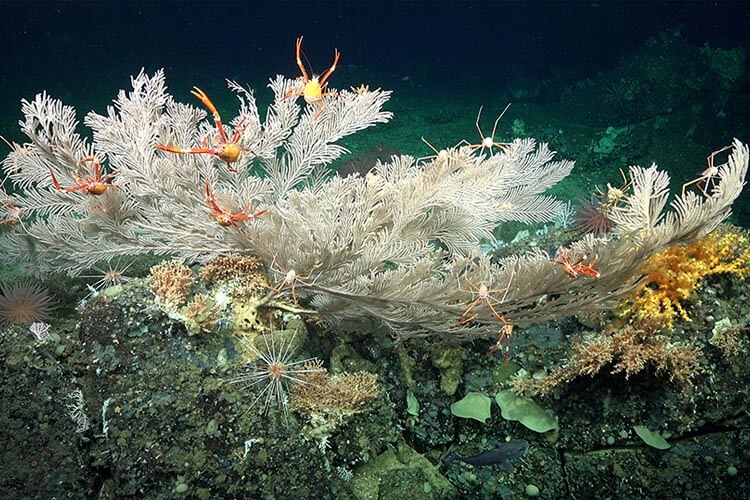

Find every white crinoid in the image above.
[229,328,324,424]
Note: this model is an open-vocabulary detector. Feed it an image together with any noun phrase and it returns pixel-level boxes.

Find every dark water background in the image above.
[3,1,749,97]
[2,1,750,219]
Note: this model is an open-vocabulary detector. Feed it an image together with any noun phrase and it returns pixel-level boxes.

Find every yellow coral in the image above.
[624,227,750,329]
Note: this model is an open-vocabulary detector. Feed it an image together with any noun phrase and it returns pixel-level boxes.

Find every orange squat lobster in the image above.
[49,157,121,195]
[285,36,340,119]
[0,199,24,232]
[156,87,252,173]
[552,248,601,279]
[204,181,267,229]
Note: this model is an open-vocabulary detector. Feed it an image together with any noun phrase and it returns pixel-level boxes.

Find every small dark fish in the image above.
[443,439,529,473]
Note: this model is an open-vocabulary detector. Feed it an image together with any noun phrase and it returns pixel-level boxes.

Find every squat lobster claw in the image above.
[284,36,341,119]
[204,181,267,229]
[156,87,254,173]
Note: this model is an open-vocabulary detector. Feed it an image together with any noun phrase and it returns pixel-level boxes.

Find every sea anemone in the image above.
[0,282,57,326]
[572,197,615,235]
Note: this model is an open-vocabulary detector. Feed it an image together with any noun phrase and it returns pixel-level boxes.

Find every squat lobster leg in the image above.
[465,104,512,156]
[487,323,514,364]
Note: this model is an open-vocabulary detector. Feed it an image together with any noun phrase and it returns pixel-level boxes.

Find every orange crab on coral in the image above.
[552,248,601,279]
[204,181,267,229]
[49,157,121,196]
[156,87,253,172]
[284,36,341,119]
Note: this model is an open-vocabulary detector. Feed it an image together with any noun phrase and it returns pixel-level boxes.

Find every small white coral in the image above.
[29,321,51,341]
[65,389,90,433]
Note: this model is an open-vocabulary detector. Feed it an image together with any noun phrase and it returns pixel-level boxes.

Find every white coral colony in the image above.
[0,59,747,342]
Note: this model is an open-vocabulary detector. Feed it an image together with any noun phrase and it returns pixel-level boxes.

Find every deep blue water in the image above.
[3,2,749,80]
[3,1,748,98]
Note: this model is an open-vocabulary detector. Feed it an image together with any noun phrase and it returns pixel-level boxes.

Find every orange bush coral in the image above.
[512,325,701,396]
[624,227,750,330]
